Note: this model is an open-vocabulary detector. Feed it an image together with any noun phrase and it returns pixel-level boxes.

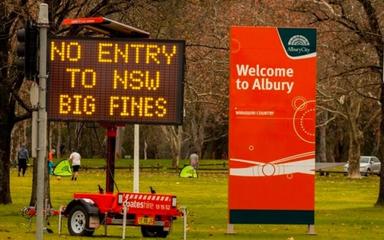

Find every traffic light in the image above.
[16,21,38,80]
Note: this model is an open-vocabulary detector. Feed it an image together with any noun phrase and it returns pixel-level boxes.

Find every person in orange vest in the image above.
[48,149,55,175]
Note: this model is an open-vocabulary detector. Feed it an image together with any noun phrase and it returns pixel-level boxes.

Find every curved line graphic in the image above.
[293,100,315,144]
[230,151,315,166]
[230,158,315,177]
[288,35,310,46]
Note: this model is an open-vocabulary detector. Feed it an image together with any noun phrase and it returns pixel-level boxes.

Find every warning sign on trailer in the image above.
[228,27,316,224]
[47,37,185,125]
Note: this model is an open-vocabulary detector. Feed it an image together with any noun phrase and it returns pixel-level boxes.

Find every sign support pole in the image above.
[307,224,316,235]
[133,124,139,193]
[226,223,235,234]
[36,3,49,240]
[106,126,117,193]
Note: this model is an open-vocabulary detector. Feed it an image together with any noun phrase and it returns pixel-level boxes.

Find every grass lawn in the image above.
[0,163,383,239]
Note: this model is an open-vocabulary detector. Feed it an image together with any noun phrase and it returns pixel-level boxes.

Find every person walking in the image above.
[48,149,55,175]
[69,150,81,181]
[17,145,29,177]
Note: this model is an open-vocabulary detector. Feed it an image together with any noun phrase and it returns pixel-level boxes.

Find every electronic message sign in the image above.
[47,37,185,124]
[228,27,316,224]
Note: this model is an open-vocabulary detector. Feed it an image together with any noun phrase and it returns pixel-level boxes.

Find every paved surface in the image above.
[315,162,346,170]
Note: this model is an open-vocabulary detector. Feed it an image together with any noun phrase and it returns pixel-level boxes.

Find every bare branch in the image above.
[316,115,337,127]
[317,105,348,119]
[186,43,228,51]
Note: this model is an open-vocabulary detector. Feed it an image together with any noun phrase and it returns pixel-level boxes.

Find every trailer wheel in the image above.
[67,205,95,236]
[141,226,169,238]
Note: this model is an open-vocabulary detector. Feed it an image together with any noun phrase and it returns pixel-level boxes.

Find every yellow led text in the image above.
[109,96,167,117]
[51,41,82,62]
[113,70,160,90]
[97,43,177,64]
[162,45,177,64]
[59,94,96,115]
[66,68,97,88]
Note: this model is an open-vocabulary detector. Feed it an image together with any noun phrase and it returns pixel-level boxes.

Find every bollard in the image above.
[180,206,187,240]
[58,206,63,235]
[122,201,128,239]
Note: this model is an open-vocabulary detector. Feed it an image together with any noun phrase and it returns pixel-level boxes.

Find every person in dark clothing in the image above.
[17,145,29,176]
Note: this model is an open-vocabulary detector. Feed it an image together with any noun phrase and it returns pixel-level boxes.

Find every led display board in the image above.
[228,27,316,224]
[47,37,185,124]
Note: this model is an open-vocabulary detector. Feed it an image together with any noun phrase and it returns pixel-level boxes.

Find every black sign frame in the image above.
[47,37,185,125]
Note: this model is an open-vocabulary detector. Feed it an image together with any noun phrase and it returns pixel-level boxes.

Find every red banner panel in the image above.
[228,27,316,224]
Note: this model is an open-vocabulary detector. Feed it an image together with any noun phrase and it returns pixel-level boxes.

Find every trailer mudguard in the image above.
[63,198,99,216]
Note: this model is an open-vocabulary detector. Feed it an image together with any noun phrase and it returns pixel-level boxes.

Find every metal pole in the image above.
[31,111,38,158]
[104,212,108,236]
[58,206,63,235]
[36,3,49,240]
[182,207,187,240]
[307,224,316,235]
[226,223,235,234]
[133,124,139,193]
[122,202,128,239]
[106,127,116,193]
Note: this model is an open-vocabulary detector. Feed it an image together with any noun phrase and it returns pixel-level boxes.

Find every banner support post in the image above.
[226,223,235,234]
[307,224,316,235]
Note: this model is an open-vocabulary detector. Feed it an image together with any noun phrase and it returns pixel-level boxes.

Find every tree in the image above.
[0,0,34,204]
[0,0,137,205]
[292,0,384,203]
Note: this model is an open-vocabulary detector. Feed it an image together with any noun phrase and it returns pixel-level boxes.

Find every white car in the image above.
[344,156,381,176]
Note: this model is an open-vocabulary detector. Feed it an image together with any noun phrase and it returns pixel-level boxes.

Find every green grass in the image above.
[0,167,383,239]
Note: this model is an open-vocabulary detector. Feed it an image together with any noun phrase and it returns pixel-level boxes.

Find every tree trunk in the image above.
[160,126,183,169]
[174,125,183,168]
[29,156,51,207]
[347,135,361,179]
[56,123,62,159]
[67,122,72,152]
[115,127,124,159]
[144,139,148,160]
[0,125,12,204]
[347,112,362,179]
[318,111,328,162]
[376,159,384,206]
[344,97,363,178]
[376,74,384,206]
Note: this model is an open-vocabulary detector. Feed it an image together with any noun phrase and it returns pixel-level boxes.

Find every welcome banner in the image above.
[228,27,316,224]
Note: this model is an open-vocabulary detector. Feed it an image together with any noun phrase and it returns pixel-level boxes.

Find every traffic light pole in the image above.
[36,3,49,240]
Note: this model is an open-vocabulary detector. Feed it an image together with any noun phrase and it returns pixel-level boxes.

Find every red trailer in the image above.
[63,191,181,238]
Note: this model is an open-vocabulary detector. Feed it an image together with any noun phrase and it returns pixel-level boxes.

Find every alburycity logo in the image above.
[287,35,311,54]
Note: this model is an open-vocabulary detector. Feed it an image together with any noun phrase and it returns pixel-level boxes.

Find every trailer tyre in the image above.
[141,226,169,238]
[68,205,95,236]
